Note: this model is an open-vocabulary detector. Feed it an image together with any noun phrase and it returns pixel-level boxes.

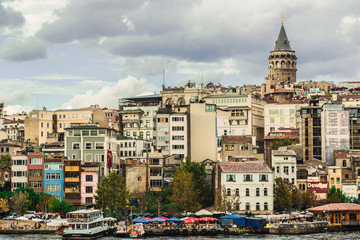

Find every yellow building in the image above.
[327,166,342,190]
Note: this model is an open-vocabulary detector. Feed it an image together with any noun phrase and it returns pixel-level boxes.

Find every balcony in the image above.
[65,187,80,193]
[65,177,79,182]
[65,166,79,172]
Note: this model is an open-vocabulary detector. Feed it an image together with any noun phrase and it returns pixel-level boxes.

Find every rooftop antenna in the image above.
[201,68,204,85]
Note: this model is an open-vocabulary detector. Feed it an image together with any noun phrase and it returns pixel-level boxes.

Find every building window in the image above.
[29,158,42,165]
[264,202,268,211]
[13,160,25,165]
[270,118,275,124]
[85,197,93,204]
[226,174,236,182]
[264,188,268,196]
[46,173,61,180]
[343,160,347,167]
[90,130,97,136]
[256,188,260,196]
[235,188,239,196]
[243,174,253,182]
[292,166,295,173]
[150,180,162,188]
[284,166,289,173]
[259,174,268,182]
[224,130,227,136]
[73,143,80,150]
[29,169,42,177]
[13,182,25,188]
[172,126,184,131]
[95,143,104,149]
[172,145,184,149]
[86,186,93,193]
[225,145,234,151]
[13,171,26,177]
[29,182,42,188]
[227,188,231,196]
[284,157,288,160]
[276,166,280,173]
[86,175,93,182]
[246,202,250,211]
[85,142,92,150]
[246,188,250,196]
[172,117,184,122]
[46,184,61,192]
[256,202,260,211]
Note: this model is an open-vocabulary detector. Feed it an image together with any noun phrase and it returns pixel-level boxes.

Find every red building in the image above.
[263,128,299,167]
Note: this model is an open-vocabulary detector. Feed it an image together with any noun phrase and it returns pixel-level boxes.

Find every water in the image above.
[0,232,359,240]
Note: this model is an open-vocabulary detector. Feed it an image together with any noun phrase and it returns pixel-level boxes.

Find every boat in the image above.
[267,221,328,234]
[129,223,145,238]
[62,209,110,239]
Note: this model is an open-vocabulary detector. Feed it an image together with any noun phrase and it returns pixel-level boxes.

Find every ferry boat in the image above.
[63,209,110,239]
[129,223,145,238]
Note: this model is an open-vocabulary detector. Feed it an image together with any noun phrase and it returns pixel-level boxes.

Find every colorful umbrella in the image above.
[158,216,168,220]
[183,217,198,223]
[132,217,149,224]
[165,217,183,222]
[199,217,217,222]
[141,217,151,220]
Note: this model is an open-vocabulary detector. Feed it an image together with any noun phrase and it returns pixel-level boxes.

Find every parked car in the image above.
[24,211,36,219]
[2,213,17,220]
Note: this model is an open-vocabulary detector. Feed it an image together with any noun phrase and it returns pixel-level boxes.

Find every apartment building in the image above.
[3,119,25,142]
[42,141,65,159]
[25,105,111,145]
[0,143,21,158]
[80,163,99,206]
[118,139,149,158]
[272,147,297,185]
[204,94,266,152]
[11,155,28,190]
[219,161,274,214]
[44,158,64,200]
[264,101,306,136]
[321,104,350,165]
[155,108,188,160]
[64,159,81,206]
[27,153,44,193]
[64,124,120,177]
[220,135,254,162]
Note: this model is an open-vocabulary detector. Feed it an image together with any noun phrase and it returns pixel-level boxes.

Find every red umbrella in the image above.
[158,216,168,220]
[183,217,198,223]
[199,217,217,222]
[141,217,151,220]
[34,212,44,216]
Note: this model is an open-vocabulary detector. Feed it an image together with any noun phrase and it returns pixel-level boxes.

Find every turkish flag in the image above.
[107,150,112,168]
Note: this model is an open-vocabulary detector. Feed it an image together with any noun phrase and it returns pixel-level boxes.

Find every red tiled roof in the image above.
[222,135,252,143]
[273,89,294,93]
[308,203,360,212]
[219,161,272,173]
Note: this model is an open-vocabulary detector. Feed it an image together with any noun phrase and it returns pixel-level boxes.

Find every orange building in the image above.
[307,203,360,225]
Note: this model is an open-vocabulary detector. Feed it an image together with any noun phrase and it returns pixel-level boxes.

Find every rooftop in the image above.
[307,203,360,212]
[219,161,272,173]
[222,135,252,143]
[272,149,296,156]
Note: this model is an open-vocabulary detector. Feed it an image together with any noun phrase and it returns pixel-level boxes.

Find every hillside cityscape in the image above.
[1,22,360,220]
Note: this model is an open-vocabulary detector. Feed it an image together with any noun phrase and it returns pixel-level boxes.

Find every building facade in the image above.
[27,153,44,193]
[44,158,63,200]
[11,155,28,190]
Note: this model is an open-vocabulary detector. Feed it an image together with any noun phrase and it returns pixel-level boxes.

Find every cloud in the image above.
[4,105,33,115]
[27,74,93,81]
[0,90,30,105]
[60,76,158,109]
[176,71,224,86]
[120,56,178,76]
[0,37,48,61]
[0,1,24,29]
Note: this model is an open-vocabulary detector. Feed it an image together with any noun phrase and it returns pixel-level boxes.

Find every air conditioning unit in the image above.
[72,187,77,191]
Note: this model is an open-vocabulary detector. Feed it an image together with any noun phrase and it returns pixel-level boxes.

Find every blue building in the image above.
[44,158,64,200]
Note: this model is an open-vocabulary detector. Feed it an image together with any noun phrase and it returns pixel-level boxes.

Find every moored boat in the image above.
[62,209,109,240]
[129,223,145,238]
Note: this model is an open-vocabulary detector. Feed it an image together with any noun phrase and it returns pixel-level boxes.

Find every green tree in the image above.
[136,191,157,214]
[95,171,130,219]
[271,137,296,150]
[0,198,9,213]
[274,178,292,212]
[14,187,40,210]
[36,193,55,213]
[11,191,31,215]
[180,156,213,207]
[161,203,184,217]
[168,169,201,212]
[327,186,348,203]
[292,188,317,210]
[0,154,11,167]
[49,198,75,215]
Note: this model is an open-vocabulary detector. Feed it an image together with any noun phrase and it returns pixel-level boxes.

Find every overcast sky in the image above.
[1,0,360,114]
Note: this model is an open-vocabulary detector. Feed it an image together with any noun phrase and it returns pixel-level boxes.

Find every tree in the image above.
[0,154,11,167]
[215,186,240,213]
[168,169,201,212]
[14,187,40,210]
[36,193,55,213]
[274,178,292,212]
[271,137,296,150]
[327,186,348,203]
[292,188,317,211]
[136,191,157,214]
[11,191,31,216]
[95,171,130,219]
[49,198,75,215]
[180,156,213,207]
[0,198,9,213]
[161,203,184,217]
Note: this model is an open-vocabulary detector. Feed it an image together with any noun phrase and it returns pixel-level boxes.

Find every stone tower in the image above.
[264,22,297,94]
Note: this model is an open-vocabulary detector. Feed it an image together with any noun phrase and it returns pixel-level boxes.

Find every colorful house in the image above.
[44,158,64,200]
[80,163,99,206]
[27,153,44,193]
[64,159,81,206]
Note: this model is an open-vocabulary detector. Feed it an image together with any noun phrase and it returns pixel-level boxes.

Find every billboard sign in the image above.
[307,181,329,202]
[342,185,357,199]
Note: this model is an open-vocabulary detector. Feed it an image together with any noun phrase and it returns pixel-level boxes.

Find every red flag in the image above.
[107,150,112,168]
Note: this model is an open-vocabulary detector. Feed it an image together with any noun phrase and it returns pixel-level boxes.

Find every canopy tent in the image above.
[220,214,246,228]
[199,217,217,222]
[149,217,166,223]
[158,216,168,220]
[195,209,213,216]
[165,217,183,222]
[132,217,150,224]
[35,212,44,216]
[141,217,151,220]
[183,217,199,224]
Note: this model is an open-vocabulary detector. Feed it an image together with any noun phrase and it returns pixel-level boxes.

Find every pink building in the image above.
[80,163,99,206]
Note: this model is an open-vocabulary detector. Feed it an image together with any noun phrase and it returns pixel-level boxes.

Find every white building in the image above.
[272,147,297,185]
[219,161,274,214]
[118,139,150,158]
[156,109,188,160]
[264,101,306,136]
[11,155,28,190]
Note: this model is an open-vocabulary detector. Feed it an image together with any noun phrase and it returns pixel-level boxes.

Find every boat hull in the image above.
[62,229,109,240]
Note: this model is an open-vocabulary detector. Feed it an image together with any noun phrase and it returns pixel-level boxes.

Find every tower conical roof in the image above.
[274,24,292,51]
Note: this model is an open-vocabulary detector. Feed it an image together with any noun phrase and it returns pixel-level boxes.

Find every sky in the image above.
[1,0,360,114]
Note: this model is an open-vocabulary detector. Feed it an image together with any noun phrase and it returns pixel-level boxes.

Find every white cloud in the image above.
[176,70,224,86]
[0,37,48,61]
[60,76,159,109]
[27,74,93,81]
[4,104,33,115]
[0,90,30,105]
